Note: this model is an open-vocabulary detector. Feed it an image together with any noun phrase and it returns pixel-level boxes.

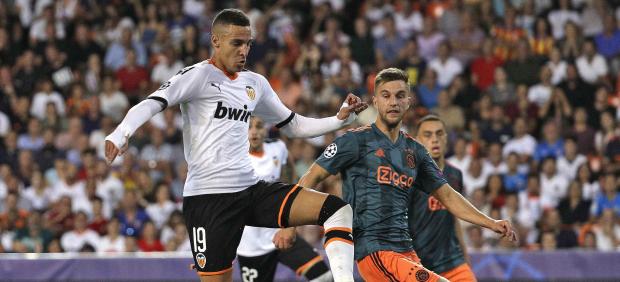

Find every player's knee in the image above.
[317,195,351,226]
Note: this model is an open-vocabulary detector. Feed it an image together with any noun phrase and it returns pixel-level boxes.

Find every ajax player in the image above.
[410,114,476,281]
[299,68,516,282]
[236,116,332,282]
[104,9,367,282]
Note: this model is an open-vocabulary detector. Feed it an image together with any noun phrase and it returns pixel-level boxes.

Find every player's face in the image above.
[416,120,447,159]
[373,80,411,128]
[212,24,252,73]
[248,117,266,149]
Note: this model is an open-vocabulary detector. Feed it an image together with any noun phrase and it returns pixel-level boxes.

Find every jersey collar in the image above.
[371,123,404,147]
[208,58,239,80]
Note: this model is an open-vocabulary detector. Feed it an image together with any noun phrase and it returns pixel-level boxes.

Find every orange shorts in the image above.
[440,263,477,282]
[357,251,442,282]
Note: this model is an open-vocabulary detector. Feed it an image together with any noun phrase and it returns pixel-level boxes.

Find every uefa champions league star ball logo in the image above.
[323,143,337,158]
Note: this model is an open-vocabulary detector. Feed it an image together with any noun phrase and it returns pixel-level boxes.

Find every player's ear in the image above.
[371,93,377,107]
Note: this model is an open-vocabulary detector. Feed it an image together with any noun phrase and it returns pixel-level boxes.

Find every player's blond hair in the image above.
[374,68,408,91]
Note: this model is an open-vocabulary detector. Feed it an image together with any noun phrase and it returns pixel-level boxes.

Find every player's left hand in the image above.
[273,227,296,250]
[492,219,518,243]
[337,93,368,120]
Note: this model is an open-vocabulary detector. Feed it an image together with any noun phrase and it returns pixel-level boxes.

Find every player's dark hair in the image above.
[374,67,408,90]
[414,114,446,136]
[212,9,250,27]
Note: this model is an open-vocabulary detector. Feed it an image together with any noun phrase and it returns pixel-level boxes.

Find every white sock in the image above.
[323,205,354,282]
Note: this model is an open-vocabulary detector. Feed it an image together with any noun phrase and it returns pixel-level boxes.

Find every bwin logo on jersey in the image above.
[214,101,251,122]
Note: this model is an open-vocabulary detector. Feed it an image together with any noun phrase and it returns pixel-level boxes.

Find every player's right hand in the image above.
[104,139,128,165]
[492,219,518,243]
[337,93,368,121]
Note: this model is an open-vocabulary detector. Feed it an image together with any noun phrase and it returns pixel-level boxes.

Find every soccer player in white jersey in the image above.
[104,9,366,282]
[237,116,332,282]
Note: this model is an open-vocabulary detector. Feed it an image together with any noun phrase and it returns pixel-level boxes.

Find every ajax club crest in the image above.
[246,86,256,100]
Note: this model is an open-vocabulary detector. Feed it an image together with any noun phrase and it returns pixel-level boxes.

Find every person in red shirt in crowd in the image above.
[137,220,164,252]
[471,38,503,91]
[115,49,148,104]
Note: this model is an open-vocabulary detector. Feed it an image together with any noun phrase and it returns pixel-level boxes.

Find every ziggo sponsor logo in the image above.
[376,166,414,188]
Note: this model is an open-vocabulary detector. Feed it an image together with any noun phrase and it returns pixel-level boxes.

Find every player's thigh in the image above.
[247,181,333,227]
[440,263,477,282]
[237,252,279,282]
[357,251,445,282]
[278,237,329,279]
[183,192,249,277]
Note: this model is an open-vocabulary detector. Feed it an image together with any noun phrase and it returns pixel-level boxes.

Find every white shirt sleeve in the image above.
[253,75,355,138]
[147,64,202,107]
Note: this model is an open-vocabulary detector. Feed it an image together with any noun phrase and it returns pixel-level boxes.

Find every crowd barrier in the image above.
[0,250,619,281]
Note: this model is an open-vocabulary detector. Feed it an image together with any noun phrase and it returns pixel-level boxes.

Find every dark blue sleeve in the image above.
[316,133,360,175]
[416,145,448,194]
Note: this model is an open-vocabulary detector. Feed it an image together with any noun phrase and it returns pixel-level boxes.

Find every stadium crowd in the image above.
[0,0,620,256]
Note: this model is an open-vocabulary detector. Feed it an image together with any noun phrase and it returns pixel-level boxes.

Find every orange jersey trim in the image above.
[278,184,300,227]
[207,59,239,80]
[295,255,323,275]
[325,227,353,234]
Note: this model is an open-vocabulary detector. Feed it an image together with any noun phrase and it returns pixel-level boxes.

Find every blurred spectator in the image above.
[415,68,441,109]
[99,76,129,123]
[548,0,581,39]
[591,209,620,251]
[30,79,65,120]
[394,0,422,39]
[137,221,164,252]
[447,137,471,173]
[17,119,44,151]
[146,184,176,230]
[529,17,554,56]
[576,40,609,85]
[374,16,405,67]
[432,91,464,132]
[151,47,184,84]
[12,211,52,253]
[527,66,554,107]
[503,117,537,159]
[595,111,618,154]
[117,190,149,237]
[463,158,487,196]
[558,181,591,226]
[594,14,620,61]
[60,211,99,253]
[557,138,587,181]
[534,121,564,162]
[115,49,149,101]
[429,41,463,88]
[569,108,596,155]
[417,17,445,62]
[350,18,375,70]
[503,153,527,193]
[471,40,504,92]
[547,47,567,85]
[491,8,526,61]
[518,174,543,230]
[540,157,569,209]
[165,222,191,252]
[68,23,103,69]
[96,218,126,253]
[592,174,620,217]
[450,12,484,65]
[23,170,53,211]
[104,28,147,71]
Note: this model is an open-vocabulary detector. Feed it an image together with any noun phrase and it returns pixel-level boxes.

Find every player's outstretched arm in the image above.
[104,99,164,164]
[298,162,332,189]
[432,184,517,242]
[279,94,368,138]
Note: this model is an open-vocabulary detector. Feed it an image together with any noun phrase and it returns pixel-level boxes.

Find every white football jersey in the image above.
[148,60,293,196]
[237,140,289,257]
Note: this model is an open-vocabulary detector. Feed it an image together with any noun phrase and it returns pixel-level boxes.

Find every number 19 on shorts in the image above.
[192,227,207,253]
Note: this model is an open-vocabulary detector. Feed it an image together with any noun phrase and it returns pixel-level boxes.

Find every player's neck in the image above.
[249,145,264,156]
[434,157,445,170]
[209,56,237,77]
[375,120,401,143]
